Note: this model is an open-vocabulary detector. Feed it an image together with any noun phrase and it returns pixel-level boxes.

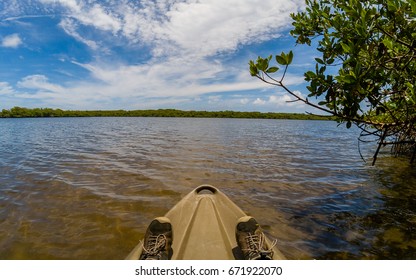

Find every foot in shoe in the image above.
[140,217,172,260]
[236,216,274,260]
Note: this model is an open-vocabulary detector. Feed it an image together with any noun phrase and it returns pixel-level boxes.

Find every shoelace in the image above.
[243,232,277,260]
[141,234,167,259]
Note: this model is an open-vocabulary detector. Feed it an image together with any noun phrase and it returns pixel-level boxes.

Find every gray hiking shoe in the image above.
[140,217,172,260]
[236,216,275,260]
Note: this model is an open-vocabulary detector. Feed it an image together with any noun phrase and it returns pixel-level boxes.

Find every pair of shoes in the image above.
[140,217,172,260]
[139,216,274,260]
[236,216,276,260]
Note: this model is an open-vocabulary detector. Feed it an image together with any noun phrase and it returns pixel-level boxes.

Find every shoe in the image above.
[236,216,275,260]
[140,217,172,260]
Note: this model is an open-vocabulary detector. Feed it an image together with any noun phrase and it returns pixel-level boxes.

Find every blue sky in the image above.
[0,0,318,112]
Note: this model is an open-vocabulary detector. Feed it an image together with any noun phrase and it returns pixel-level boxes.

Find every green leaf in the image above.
[340,42,351,53]
[343,74,356,83]
[257,57,269,71]
[276,54,286,65]
[315,57,325,64]
[411,1,416,14]
[406,82,416,104]
[387,0,398,12]
[266,66,279,73]
[305,71,315,80]
[249,61,258,76]
[287,51,294,65]
[382,37,394,50]
[275,51,294,66]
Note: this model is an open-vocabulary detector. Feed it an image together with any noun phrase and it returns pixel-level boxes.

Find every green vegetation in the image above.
[250,0,416,163]
[0,106,332,120]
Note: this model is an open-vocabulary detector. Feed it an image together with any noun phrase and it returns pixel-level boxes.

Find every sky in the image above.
[0,0,319,112]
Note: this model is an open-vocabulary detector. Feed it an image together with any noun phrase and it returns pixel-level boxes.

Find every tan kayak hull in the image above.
[126,185,285,260]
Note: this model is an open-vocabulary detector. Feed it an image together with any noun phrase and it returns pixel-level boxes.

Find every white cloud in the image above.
[240,98,249,105]
[253,91,306,108]
[1,33,22,48]
[59,18,99,50]
[2,1,309,110]
[72,55,254,97]
[7,57,306,109]
[253,98,266,105]
[0,82,15,95]
[17,75,64,93]
[79,4,122,33]
[36,0,303,55]
[161,0,299,56]
[5,0,304,54]
[40,0,121,32]
[269,94,292,105]
[208,95,221,104]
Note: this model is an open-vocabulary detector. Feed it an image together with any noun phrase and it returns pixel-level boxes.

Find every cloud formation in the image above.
[18,75,64,93]
[1,0,308,111]
[254,91,306,108]
[1,33,22,48]
[36,0,302,56]
[0,82,15,95]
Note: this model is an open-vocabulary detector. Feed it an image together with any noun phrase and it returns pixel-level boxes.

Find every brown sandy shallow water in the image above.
[1,117,415,259]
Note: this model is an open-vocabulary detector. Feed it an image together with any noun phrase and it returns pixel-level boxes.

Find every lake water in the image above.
[0,117,415,259]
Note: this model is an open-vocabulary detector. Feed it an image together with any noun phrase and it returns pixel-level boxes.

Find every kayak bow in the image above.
[126,185,285,260]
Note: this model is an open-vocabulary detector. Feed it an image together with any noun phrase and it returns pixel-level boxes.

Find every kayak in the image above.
[126,185,286,260]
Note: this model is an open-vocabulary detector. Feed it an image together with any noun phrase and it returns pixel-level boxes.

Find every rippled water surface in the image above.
[1,117,415,259]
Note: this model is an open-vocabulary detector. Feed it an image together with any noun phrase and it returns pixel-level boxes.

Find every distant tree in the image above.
[249,0,416,164]
[1,109,11,118]
[9,106,28,117]
[0,106,330,120]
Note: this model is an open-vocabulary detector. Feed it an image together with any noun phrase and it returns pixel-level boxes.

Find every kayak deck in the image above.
[126,185,285,260]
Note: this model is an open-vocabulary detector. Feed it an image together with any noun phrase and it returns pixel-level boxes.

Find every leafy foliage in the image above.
[0,106,333,120]
[250,0,416,163]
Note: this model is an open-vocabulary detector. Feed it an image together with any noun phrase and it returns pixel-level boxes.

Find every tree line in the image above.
[0,106,332,120]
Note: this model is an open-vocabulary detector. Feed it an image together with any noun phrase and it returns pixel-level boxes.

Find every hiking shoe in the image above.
[140,217,172,260]
[236,216,275,260]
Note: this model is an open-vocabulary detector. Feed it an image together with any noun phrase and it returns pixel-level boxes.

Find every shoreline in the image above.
[0,107,333,120]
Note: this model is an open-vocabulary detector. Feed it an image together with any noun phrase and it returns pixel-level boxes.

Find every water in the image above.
[0,117,415,259]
